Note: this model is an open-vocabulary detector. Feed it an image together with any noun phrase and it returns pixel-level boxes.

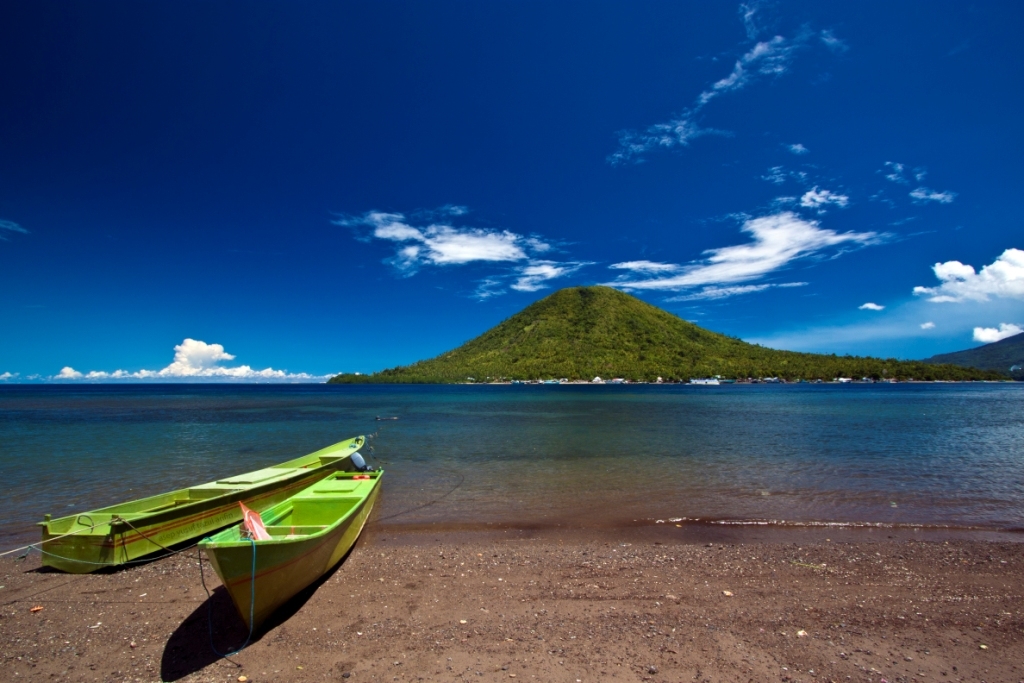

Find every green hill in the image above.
[330,286,1002,383]
[925,332,1024,379]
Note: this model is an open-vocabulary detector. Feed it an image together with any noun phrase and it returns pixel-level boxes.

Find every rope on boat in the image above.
[21,542,203,567]
[1,516,202,566]
[110,515,180,554]
[0,519,115,558]
[199,538,257,657]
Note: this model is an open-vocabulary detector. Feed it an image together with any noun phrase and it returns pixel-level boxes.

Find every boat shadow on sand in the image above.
[160,547,352,681]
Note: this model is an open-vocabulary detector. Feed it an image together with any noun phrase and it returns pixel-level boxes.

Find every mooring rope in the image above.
[0,519,115,559]
[2,516,202,567]
[199,538,257,657]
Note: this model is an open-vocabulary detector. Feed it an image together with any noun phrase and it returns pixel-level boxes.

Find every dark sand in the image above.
[2,524,1022,683]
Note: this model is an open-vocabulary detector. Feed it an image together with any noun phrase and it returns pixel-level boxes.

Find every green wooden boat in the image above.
[37,436,366,573]
[200,468,383,629]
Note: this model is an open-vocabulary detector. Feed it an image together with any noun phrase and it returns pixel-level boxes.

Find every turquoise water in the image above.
[1,383,1023,546]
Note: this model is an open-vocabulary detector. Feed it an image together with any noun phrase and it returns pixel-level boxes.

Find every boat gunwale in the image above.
[200,471,383,550]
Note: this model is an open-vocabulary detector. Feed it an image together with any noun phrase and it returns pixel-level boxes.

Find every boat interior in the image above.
[223,471,380,541]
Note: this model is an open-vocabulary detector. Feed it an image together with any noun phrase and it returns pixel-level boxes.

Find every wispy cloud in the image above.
[881,162,933,187]
[761,166,808,185]
[787,143,809,155]
[882,161,908,184]
[607,212,880,295]
[913,248,1024,302]
[799,187,849,212]
[859,302,885,311]
[609,119,728,166]
[909,187,956,204]
[973,322,1022,343]
[666,281,807,302]
[739,2,763,40]
[920,321,936,330]
[0,372,18,380]
[512,261,591,293]
[608,13,838,165]
[52,339,329,382]
[0,219,28,241]
[608,260,681,274]
[341,208,588,298]
[697,35,800,106]
[336,210,552,274]
[820,29,849,53]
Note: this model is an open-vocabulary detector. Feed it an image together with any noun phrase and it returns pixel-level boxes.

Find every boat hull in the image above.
[201,472,382,629]
[38,437,365,573]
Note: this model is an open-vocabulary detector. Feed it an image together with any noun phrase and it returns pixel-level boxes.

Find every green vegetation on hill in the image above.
[330,286,1002,383]
[925,332,1024,380]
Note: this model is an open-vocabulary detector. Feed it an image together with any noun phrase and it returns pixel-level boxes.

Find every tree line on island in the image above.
[330,287,1005,384]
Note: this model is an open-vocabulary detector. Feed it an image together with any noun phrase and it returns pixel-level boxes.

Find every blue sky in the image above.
[1,1,1022,381]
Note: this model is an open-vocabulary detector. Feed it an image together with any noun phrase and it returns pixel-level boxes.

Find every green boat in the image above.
[200,468,383,629]
[37,436,366,573]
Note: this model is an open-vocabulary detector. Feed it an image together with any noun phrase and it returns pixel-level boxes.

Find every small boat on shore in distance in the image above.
[37,436,366,573]
[689,378,720,385]
[200,468,383,629]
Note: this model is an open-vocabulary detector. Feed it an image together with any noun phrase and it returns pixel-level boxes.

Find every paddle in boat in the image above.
[37,436,367,573]
[199,466,383,629]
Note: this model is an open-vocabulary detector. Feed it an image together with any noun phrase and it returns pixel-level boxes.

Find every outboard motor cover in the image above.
[351,452,368,471]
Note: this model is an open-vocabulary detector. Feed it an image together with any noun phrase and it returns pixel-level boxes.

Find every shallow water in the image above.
[1,383,1023,546]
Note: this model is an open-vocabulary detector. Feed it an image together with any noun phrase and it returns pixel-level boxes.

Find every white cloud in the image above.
[799,187,849,211]
[859,302,885,311]
[0,372,17,380]
[763,166,787,184]
[0,219,28,240]
[668,284,771,301]
[56,367,83,379]
[788,143,809,155]
[909,187,956,204]
[761,166,807,185]
[666,281,808,302]
[52,339,329,382]
[609,118,726,165]
[608,212,879,292]
[338,210,551,273]
[739,2,761,40]
[608,260,681,274]
[920,321,936,330]
[750,293,1024,359]
[608,22,826,164]
[882,161,908,184]
[512,260,590,293]
[473,277,506,300]
[820,29,849,53]
[471,260,591,298]
[973,322,1023,343]
[698,35,797,105]
[913,248,1024,302]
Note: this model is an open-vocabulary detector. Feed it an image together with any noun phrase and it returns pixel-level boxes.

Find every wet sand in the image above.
[1,525,1022,683]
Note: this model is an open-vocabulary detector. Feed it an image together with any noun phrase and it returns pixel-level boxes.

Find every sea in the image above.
[1,383,1023,548]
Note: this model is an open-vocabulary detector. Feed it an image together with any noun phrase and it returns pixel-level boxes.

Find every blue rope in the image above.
[199,537,257,657]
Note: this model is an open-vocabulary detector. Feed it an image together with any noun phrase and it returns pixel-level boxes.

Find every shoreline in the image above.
[4,516,1022,555]
[2,525,1022,682]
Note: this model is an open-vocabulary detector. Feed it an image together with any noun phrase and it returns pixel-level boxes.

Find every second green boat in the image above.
[200,468,383,629]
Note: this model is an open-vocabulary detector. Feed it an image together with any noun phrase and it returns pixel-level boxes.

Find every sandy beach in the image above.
[2,524,1022,683]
